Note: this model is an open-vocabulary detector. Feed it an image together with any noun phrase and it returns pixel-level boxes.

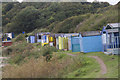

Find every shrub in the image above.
[13,34,26,42]
[40,46,58,61]
[41,46,57,56]
[3,54,84,78]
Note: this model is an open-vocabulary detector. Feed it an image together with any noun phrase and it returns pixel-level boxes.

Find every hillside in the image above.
[47,4,118,33]
[2,2,110,34]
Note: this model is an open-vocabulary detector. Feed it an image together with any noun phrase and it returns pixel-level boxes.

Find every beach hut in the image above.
[48,34,54,46]
[36,32,50,43]
[71,31,103,53]
[2,41,12,46]
[64,33,79,50]
[29,35,35,43]
[71,35,82,52]
[2,32,14,41]
[2,32,14,46]
[102,23,120,55]
[55,34,64,49]
[81,31,103,53]
[58,36,64,50]
[41,34,49,46]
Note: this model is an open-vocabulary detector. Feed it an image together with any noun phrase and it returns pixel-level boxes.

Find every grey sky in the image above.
[15,0,120,5]
[88,0,120,5]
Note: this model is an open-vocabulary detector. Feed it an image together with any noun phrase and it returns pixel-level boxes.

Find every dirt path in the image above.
[65,53,107,75]
[88,56,107,75]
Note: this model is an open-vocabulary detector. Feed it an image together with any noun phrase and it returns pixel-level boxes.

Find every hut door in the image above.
[71,37,81,52]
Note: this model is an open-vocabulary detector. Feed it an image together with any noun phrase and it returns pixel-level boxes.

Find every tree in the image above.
[7,6,39,33]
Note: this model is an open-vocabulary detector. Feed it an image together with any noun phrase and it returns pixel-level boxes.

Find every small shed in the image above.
[81,31,103,53]
[55,34,64,49]
[102,23,120,54]
[2,41,12,46]
[29,36,35,43]
[64,33,79,50]
[71,31,103,53]
[36,32,50,43]
[41,34,49,46]
[58,36,64,50]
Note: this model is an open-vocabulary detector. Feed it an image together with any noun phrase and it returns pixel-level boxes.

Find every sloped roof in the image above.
[107,23,120,29]
[81,31,101,37]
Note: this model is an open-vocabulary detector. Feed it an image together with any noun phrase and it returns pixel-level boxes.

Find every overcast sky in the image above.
[16,0,120,5]
[88,0,120,5]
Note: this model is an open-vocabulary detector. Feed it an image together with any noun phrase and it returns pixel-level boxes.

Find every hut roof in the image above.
[81,31,101,37]
[106,23,120,29]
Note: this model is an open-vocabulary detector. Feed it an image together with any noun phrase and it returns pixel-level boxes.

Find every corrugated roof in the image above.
[81,31,101,37]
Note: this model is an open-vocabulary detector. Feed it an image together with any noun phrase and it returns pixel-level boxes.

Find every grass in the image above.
[2,40,118,78]
[63,52,118,78]
[86,52,118,78]
[64,56,101,78]
[3,53,84,78]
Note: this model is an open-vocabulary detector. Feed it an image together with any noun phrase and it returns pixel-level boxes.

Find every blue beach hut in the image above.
[71,31,103,53]
[29,35,35,43]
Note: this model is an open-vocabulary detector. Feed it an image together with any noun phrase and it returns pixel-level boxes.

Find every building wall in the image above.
[82,35,103,53]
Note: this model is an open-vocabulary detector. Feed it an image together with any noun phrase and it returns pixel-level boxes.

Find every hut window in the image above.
[39,35,41,39]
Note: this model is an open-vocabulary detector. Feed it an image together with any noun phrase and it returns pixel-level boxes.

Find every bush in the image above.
[40,46,58,61]
[13,34,26,42]
[41,46,57,56]
[3,54,84,78]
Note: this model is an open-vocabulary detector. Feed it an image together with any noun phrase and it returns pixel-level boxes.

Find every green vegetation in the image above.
[49,13,91,33]
[75,6,118,32]
[2,40,118,78]
[2,2,119,79]
[2,2,111,34]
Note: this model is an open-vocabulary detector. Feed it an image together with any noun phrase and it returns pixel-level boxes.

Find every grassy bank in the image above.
[2,39,118,78]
